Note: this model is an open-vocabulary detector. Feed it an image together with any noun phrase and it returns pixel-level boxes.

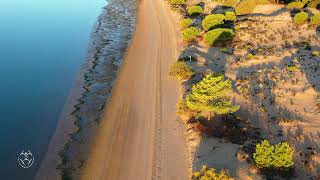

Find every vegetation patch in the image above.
[294,12,309,25]
[192,165,234,180]
[169,0,185,5]
[222,0,239,7]
[180,18,193,29]
[203,28,235,46]
[186,73,239,119]
[312,50,320,56]
[308,0,320,8]
[254,140,294,169]
[169,61,194,80]
[181,27,200,41]
[310,13,320,26]
[235,0,256,15]
[202,14,225,31]
[187,5,203,15]
[225,11,237,21]
[286,1,305,9]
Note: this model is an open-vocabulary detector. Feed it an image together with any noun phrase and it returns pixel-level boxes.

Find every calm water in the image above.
[0,0,106,179]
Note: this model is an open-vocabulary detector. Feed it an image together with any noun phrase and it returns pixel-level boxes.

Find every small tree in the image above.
[186,73,239,120]
[272,142,294,168]
[253,140,274,168]
[254,140,294,169]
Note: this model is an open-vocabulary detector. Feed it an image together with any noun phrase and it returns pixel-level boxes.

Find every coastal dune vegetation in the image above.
[167,0,320,179]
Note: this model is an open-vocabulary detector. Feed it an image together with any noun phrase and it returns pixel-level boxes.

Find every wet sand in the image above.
[35,0,135,179]
[81,0,188,179]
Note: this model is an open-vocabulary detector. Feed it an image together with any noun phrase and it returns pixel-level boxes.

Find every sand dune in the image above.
[81,0,188,179]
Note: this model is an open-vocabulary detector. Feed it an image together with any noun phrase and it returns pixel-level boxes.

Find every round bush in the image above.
[181,27,200,41]
[180,18,193,29]
[202,14,225,31]
[225,11,237,21]
[169,0,185,5]
[310,13,320,26]
[187,5,203,15]
[294,12,309,25]
[286,1,305,9]
[253,140,274,168]
[203,28,234,46]
[308,0,320,8]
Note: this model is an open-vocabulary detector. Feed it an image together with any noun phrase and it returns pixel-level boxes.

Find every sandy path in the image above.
[81,0,188,179]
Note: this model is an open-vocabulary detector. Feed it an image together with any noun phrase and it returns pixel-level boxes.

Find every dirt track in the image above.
[81,0,188,179]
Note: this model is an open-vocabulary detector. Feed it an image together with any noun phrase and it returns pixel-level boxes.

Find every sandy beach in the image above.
[81,0,188,179]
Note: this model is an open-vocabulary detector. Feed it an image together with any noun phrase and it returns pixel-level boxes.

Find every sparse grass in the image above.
[169,61,194,80]
[235,0,256,15]
[187,5,203,15]
[294,12,309,25]
[310,13,320,26]
[169,0,185,5]
[202,14,225,31]
[192,166,234,180]
[181,27,200,41]
[203,28,235,46]
[180,18,193,29]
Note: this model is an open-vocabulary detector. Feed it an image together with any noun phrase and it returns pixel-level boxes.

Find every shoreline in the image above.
[35,0,136,179]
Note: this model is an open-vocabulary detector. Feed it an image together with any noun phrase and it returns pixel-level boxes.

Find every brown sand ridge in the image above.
[81,0,188,179]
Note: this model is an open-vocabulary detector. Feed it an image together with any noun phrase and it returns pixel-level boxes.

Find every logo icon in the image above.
[18,150,34,168]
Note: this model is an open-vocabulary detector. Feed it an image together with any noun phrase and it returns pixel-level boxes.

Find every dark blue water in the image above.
[0,0,106,179]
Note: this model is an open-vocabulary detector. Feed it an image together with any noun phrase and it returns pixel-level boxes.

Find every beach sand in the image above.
[81,0,188,179]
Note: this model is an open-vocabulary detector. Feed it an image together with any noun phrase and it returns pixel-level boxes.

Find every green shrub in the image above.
[308,0,320,8]
[180,18,193,29]
[294,12,309,25]
[186,73,239,119]
[222,0,239,7]
[192,166,234,180]
[286,1,305,9]
[187,5,203,15]
[203,28,235,46]
[202,14,225,31]
[181,27,200,41]
[169,61,194,80]
[287,66,299,72]
[169,0,185,5]
[225,11,237,21]
[310,13,320,25]
[176,98,195,118]
[235,0,256,15]
[312,50,320,56]
[254,140,294,169]
[272,142,294,168]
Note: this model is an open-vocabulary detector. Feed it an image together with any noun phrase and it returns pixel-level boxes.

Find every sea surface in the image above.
[0,0,107,179]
